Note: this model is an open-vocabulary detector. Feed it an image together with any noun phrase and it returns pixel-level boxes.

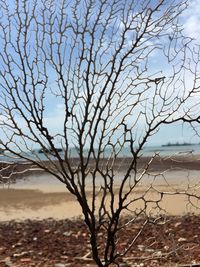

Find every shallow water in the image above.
[6,169,200,193]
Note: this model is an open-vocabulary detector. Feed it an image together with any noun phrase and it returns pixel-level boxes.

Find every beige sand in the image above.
[0,168,200,221]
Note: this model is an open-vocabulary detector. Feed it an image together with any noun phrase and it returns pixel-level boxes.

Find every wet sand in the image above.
[2,154,200,179]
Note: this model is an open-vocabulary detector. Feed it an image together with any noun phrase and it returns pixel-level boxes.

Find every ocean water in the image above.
[1,144,200,162]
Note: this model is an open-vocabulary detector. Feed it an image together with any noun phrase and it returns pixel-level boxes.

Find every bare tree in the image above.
[0,0,200,266]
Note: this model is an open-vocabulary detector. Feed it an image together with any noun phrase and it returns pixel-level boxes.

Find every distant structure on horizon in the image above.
[162,142,195,147]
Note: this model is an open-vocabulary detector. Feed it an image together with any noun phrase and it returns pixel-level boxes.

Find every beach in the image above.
[0,156,200,266]
[0,155,200,221]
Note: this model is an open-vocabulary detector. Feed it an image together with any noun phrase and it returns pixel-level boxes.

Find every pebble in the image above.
[4,257,12,267]
[137,244,145,251]
[164,245,169,251]
[54,264,66,267]
[13,251,28,258]
[12,242,22,248]
[63,231,72,237]
[145,248,154,252]
[60,256,68,259]
[174,222,181,228]
[178,237,187,242]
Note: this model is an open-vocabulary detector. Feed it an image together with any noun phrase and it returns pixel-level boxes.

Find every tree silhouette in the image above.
[0,0,200,266]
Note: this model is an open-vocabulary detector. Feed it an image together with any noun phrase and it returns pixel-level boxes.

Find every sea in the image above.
[1,144,200,162]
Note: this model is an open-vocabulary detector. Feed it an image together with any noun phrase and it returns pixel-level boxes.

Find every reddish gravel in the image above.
[0,215,200,266]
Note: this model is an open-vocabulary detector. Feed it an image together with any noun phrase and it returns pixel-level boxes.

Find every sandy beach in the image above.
[0,156,200,221]
[0,157,200,266]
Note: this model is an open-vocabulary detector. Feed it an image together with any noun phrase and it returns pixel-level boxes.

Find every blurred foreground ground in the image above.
[0,215,200,267]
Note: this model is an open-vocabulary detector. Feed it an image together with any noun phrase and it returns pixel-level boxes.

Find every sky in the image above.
[150,0,200,145]
[1,0,200,150]
[42,0,200,147]
[182,0,200,42]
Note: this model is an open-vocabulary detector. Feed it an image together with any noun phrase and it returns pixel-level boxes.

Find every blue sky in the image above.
[30,0,200,148]
[150,0,200,145]
[41,0,200,147]
[1,0,200,150]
